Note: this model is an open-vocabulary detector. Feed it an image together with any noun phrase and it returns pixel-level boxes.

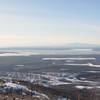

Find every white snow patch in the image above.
[4,82,28,90]
[42,58,96,61]
[75,86,93,89]
[16,65,25,67]
[64,63,100,68]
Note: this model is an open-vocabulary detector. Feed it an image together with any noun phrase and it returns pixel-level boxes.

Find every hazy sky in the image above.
[0,0,100,47]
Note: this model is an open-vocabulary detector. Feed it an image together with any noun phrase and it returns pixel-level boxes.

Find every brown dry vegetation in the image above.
[0,94,49,100]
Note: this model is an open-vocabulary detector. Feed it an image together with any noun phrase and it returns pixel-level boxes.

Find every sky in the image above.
[0,0,100,47]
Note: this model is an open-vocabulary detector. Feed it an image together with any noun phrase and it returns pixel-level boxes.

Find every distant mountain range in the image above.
[0,43,100,50]
[64,43,100,48]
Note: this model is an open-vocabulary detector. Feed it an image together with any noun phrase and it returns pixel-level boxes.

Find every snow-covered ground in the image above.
[1,82,49,99]
[4,82,28,90]
[0,71,100,90]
